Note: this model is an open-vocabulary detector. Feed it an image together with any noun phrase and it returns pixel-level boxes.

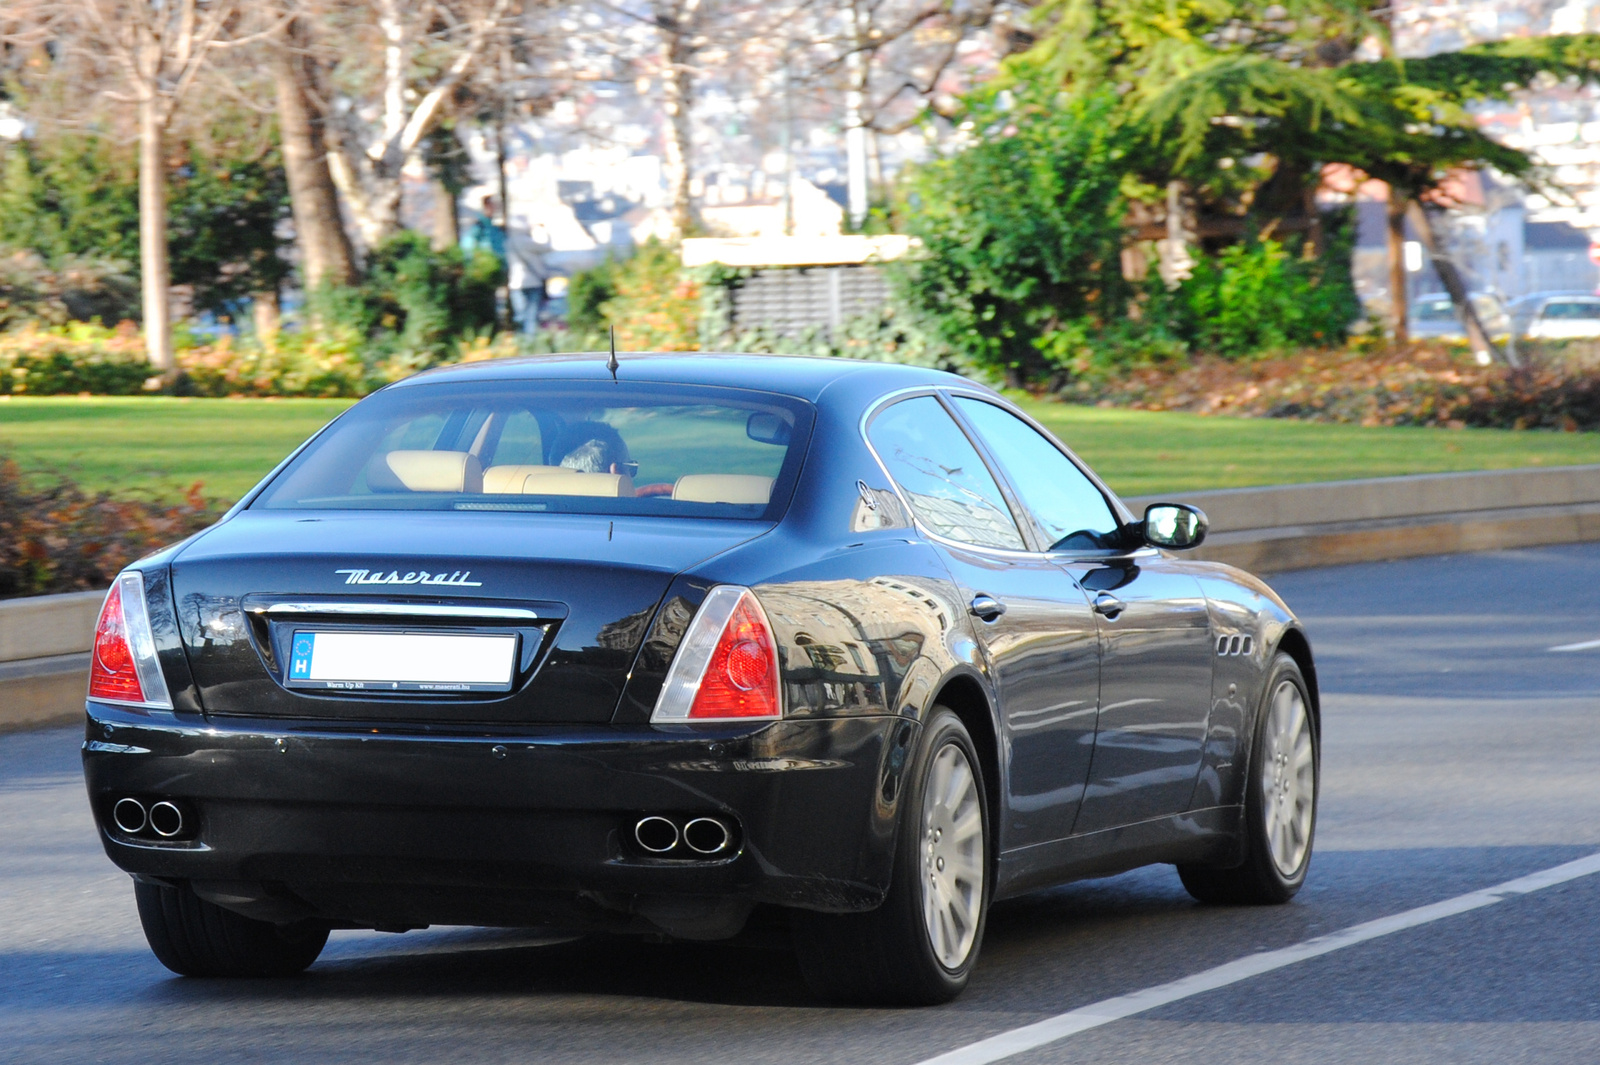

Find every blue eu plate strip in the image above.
[289,633,315,680]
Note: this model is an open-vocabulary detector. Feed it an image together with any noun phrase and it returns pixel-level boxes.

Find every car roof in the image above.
[1510,290,1599,305]
[389,352,971,403]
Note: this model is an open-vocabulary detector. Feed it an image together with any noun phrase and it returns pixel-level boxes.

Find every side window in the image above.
[488,410,544,466]
[954,398,1121,552]
[866,396,1025,551]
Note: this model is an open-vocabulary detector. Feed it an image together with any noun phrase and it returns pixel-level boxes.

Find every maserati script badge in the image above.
[335,568,484,588]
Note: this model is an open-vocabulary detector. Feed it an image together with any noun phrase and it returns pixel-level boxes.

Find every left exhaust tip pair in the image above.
[111,797,190,840]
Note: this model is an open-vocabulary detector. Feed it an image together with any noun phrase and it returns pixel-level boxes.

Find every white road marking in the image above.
[914,850,1600,1065]
[1549,638,1600,652]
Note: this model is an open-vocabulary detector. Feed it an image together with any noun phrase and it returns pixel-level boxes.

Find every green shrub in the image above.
[0,137,291,315]
[306,231,502,364]
[1171,214,1360,357]
[567,257,622,336]
[715,308,979,377]
[0,460,219,599]
[0,247,138,331]
[168,151,291,314]
[0,138,140,268]
[898,89,1134,383]
[0,322,152,394]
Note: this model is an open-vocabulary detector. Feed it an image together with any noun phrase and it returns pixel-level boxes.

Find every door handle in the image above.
[969,594,1006,622]
[1092,592,1126,619]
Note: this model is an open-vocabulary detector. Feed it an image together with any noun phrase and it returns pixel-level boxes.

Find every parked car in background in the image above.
[1408,292,1510,340]
[1512,292,1600,340]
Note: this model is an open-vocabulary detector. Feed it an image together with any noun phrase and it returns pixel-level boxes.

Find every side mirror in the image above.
[1142,503,1208,550]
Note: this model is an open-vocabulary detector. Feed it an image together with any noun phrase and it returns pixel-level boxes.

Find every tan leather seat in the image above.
[520,470,636,497]
[672,474,774,504]
[483,464,570,494]
[384,451,483,493]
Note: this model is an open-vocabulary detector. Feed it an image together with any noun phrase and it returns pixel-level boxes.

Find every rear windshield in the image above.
[252,380,813,520]
[1544,301,1600,320]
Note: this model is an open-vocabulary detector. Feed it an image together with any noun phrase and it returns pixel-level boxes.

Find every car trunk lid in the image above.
[169,511,764,725]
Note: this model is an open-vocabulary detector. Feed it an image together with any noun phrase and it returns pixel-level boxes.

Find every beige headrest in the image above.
[483,464,570,494]
[385,450,483,493]
[672,474,775,504]
[520,470,635,497]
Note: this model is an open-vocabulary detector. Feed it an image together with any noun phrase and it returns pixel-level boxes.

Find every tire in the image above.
[1179,652,1318,905]
[134,879,329,977]
[793,708,990,1005]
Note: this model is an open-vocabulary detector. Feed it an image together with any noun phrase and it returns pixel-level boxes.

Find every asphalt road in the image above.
[6,544,1600,1064]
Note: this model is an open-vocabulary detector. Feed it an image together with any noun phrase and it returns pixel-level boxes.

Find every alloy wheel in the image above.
[921,742,985,969]
[1261,679,1315,878]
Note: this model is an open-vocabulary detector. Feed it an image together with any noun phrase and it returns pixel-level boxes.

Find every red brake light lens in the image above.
[688,594,780,719]
[89,581,145,703]
[651,586,783,724]
[88,572,173,708]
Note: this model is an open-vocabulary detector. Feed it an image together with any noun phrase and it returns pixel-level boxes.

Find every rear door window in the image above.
[952,398,1122,552]
[866,396,1025,551]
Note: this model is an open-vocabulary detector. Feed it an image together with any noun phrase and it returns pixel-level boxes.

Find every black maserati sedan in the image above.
[83,354,1318,1004]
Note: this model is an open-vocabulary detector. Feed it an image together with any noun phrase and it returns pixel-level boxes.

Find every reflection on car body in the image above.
[82,354,1320,1003]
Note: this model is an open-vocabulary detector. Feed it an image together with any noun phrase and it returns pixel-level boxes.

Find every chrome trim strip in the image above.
[250,602,548,621]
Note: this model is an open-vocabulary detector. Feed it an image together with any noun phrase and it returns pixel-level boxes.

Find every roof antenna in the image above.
[606,326,619,381]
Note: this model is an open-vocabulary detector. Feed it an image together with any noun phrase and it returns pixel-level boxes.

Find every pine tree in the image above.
[1013,0,1600,357]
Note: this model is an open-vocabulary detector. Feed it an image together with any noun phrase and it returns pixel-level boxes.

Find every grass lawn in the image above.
[0,396,355,503]
[1009,395,1600,497]
[3,393,1599,505]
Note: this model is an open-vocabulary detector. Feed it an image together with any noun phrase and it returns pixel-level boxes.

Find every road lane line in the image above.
[1549,638,1600,652]
[915,850,1600,1065]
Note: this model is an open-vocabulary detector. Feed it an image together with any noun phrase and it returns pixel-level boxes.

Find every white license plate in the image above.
[286,631,518,693]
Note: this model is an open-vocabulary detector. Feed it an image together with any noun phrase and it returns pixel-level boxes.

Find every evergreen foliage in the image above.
[168,151,291,314]
[306,231,503,362]
[0,137,292,320]
[899,90,1133,382]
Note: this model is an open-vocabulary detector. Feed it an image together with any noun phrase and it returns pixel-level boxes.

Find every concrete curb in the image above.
[1126,464,1600,574]
[0,653,91,734]
[5,463,1600,733]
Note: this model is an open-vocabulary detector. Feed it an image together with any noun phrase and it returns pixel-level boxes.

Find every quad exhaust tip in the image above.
[112,797,147,835]
[148,801,185,839]
[634,815,680,854]
[632,814,735,856]
[683,817,732,855]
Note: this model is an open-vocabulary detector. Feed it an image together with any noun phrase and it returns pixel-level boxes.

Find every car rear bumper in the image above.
[83,702,916,937]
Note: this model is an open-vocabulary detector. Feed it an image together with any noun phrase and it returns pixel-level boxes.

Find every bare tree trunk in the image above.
[252,288,280,338]
[662,41,695,237]
[1386,193,1409,344]
[495,119,513,330]
[272,26,357,287]
[1303,183,1324,260]
[138,84,174,373]
[429,177,459,250]
[1156,180,1195,290]
[1405,202,1517,368]
[843,0,868,230]
[658,0,702,239]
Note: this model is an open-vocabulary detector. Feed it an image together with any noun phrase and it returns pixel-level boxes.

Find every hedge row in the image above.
[1066,342,1600,431]
[0,461,220,599]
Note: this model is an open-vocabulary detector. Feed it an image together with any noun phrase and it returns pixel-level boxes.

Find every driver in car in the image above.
[552,422,637,478]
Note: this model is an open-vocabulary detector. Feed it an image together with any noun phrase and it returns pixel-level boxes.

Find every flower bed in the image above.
[0,461,219,599]
[1064,342,1600,431]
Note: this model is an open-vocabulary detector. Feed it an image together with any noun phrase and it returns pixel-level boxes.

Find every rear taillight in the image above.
[88,572,173,709]
[651,585,781,723]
